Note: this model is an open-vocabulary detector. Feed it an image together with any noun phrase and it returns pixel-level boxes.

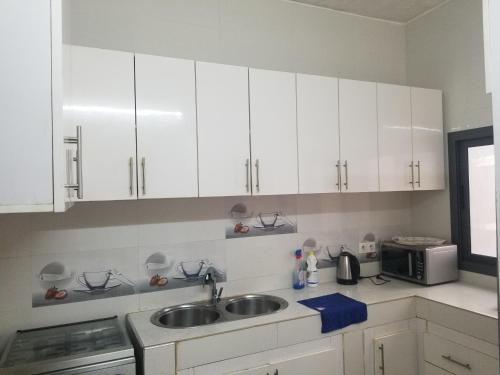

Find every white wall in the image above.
[67,0,407,84]
[406,0,493,240]
[0,193,411,349]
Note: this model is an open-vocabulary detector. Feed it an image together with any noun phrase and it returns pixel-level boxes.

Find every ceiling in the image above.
[289,0,449,23]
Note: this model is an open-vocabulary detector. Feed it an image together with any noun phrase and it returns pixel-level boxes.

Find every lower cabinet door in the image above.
[374,330,417,375]
[230,365,272,375]
[425,362,454,375]
[273,349,338,375]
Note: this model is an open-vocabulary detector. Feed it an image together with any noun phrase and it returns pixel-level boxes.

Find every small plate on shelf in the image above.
[392,236,446,246]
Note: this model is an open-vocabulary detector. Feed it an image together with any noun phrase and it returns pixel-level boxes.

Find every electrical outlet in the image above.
[358,241,376,254]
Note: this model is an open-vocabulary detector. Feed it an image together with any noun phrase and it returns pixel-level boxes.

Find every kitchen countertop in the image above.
[127,278,498,348]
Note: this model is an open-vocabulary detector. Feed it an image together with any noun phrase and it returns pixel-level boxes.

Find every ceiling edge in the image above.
[405,0,454,25]
[282,0,406,26]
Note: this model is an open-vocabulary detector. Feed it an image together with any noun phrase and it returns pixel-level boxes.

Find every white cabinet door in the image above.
[425,362,454,375]
[297,74,340,194]
[197,62,251,197]
[229,365,272,375]
[374,331,417,375]
[135,54,198,199]
[377,83,413,192]
[249,69,298,195]
[66,46,136,201]
[274,349,340,375]
[339,79,379,192]
[411,87,445,191]
[0,0,53,212]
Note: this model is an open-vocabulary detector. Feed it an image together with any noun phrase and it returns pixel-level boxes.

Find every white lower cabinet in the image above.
[374,330,418,375]
[424,333,498,375]
[425,363,453,375]
[178,335,342,375]
[364,319,419,375]
[227,349,339,375]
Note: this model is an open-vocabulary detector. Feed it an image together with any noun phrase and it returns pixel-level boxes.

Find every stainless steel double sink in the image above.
[151,294,289,329]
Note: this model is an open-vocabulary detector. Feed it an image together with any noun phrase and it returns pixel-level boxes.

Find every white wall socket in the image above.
[358,241,376,254]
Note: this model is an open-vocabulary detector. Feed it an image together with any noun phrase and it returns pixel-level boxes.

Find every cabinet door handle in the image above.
[245,158,250,193]
[141,157,146,195]
[416,160,421,187]
[129,157,134,196]
[336,160,342,191]
[255,159,260,193]
[379,343,385,375]
[343,160,348,191]
[409,161,414,186]
[441,355,471,370]
[64,125,83,199]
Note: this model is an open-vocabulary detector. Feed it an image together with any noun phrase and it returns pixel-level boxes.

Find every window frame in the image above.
[449,126,497,276]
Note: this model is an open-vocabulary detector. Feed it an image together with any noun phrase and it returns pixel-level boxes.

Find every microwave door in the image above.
[382,248,419,281]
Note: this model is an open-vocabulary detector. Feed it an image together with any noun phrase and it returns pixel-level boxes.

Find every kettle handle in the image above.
[348,253,361,280]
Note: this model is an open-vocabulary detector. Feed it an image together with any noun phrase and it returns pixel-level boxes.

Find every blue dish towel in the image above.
[298,293,367,333]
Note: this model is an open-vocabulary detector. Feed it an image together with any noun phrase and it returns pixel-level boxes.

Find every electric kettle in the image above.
[336,250,360,285]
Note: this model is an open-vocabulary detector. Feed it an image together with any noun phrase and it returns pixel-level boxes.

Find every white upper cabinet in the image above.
[0,0,53,212]
[411,87,445,191]
[135,54,198,199]
[65,46,136,202]
[196,62,251,197]
[249,69,298,195]
[339,79,379,192]
[297,74,340,194]
[377,83,413,192]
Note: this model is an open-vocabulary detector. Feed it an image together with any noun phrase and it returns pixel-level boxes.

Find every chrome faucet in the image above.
[203,267,223,305]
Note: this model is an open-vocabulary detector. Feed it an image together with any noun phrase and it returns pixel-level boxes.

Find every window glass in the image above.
[468,144,496,257]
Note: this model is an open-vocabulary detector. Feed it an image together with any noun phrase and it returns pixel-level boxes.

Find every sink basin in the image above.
[151,304,221,328]
[225,295,288,316]
[151,294,288,329]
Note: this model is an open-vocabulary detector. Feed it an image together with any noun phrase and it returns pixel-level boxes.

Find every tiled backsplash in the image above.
[0,192,411,350]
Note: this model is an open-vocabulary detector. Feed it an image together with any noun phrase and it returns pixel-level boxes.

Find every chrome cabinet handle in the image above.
[141,157,146,195]
[343,160,348,191]
[255,159,260,193]
[379,344,385,375]
[64,125,83,199]
[441,355,471,370]
[245,159,250,193]
[336,160,342,191]
[129,157,134,196]
[416,160,421,187]
[409,161,414,186]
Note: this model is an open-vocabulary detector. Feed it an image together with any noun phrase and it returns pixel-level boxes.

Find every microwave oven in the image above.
[381,241,458,285]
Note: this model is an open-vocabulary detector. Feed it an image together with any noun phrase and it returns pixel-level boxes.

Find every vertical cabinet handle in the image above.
[343,160,348,191]
[416,160,421,187]
[409,161,414,186]
[64,125,83,199]
[441,355,471,370]
[255,159,260,193]
[141,157,146,196]
[378,343,385,375]
[129,157,134,196]
[245,159,250,193]
[336,160,342,191]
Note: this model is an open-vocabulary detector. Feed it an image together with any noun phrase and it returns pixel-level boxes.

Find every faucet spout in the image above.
[203,267,222,305]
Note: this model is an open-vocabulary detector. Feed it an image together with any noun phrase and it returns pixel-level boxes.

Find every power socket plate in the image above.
[358,241,376,254]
